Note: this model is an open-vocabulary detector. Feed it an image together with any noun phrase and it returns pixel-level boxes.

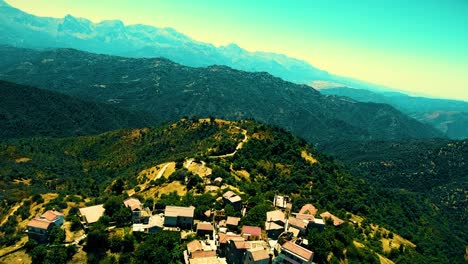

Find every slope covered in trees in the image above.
[0,80,157,139]
[0,119,464,263]
[0,46,443,143]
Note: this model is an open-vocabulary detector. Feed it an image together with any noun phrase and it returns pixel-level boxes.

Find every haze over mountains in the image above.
[319,87,468,139]
[1,0,466,140]
[0,46,443,143]
[0,0,330,84]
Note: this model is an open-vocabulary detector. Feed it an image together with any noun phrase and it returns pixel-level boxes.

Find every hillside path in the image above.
[209,128,248,159]
[153,163,170,181]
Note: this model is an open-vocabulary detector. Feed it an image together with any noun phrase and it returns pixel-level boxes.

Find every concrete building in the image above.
[275,241,314,264]
[164,205,195,229]
[78,204,105,227]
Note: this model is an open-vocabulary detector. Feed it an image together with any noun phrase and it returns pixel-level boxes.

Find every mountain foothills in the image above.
[319,87,468,139]
[0,46,442,143]
[0,80,157,139]
[0,119,465,263]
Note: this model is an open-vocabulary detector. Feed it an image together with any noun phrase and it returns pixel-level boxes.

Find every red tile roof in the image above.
[288,217,308,229]
[241,226,261,237]
[27,218,53,230]
[218,233,243,244]
[299,204,318,216]
[197,222,214,231]
[226,216,240,226]
[41,210,63,222]
[191,250,217,259]
[250,249,271,261]
[266,210,285,223]
[234,240,249,249]
[295,213,315,221]
[187,240,203,253]
[124,198,142,211]
[282,241,314,261]
[320,211,344,226]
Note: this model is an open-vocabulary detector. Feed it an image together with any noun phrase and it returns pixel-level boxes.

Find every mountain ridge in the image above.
[0,46,444,143]
[319,87,468,139]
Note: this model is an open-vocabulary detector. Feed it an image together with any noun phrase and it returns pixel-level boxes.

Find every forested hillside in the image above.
[0,80,157,139]
[320,87,468,139]
[0,46,442,143]
[0,119,464,263]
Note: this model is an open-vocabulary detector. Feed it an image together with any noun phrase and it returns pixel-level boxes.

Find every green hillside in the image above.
[0,119,464,263]
[0,80,157,139]
[0,46,443,143]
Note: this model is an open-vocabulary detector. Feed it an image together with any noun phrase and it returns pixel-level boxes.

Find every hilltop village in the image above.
[0,120,419,263]
[27,190,343,264]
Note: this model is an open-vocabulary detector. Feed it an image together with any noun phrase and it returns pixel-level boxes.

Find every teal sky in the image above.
[6,0,468,101]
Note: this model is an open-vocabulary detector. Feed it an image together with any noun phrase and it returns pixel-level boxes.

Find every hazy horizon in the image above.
[5,0,468,101]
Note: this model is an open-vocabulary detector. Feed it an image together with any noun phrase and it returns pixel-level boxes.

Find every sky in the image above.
[6,0,468,101]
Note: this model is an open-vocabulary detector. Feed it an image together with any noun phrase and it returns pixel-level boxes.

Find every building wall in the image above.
[164,216,178,227]
[178,216,193,228]
[244,252,270,264]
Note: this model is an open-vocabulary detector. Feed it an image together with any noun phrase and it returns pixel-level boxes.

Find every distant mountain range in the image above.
[0,80,157,138]
[0,46,443,143]
[319,87,468,139]
[0,0,332,84]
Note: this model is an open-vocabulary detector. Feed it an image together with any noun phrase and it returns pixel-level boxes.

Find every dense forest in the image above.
[0,119,465,263]
[0,46,442,143]
[0,80,158,139]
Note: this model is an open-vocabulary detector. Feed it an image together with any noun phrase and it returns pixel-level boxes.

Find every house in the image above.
[123,197,142,211]
[308,218,325,230]
[298,204,318,216]
[186,239,219,262]
[226,216,241,232]
[241,226,262,241]
[266,210,286,226]
[223,191,242,210]
[319,212,344,226]
[197,222,214,238]
[226,239,269,264]
[275,241,314,264]
[214,177,223,186]
[294,213,315,221]
[26,218,54,242]
[287,217,308,234]
[132,214,164,233]
[78,204,105,227]
[218,233,243,257]
[26,210,65,242]
[265,221,284,240]
[164,205,195,229]
[124,197,151,224]
[244,249,271,264]
[273,195,291,210]
[39,210,64,226]
[185,240,221,264]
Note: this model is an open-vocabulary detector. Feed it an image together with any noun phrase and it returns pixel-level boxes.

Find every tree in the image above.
[48,226,65,244]
[135,231,182,264]
[44,246,67,264]
[30,245,47,264]
[104,196,124,218]
[243,203,273,227]
[112,178,124,194]
[85,222,108,252]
